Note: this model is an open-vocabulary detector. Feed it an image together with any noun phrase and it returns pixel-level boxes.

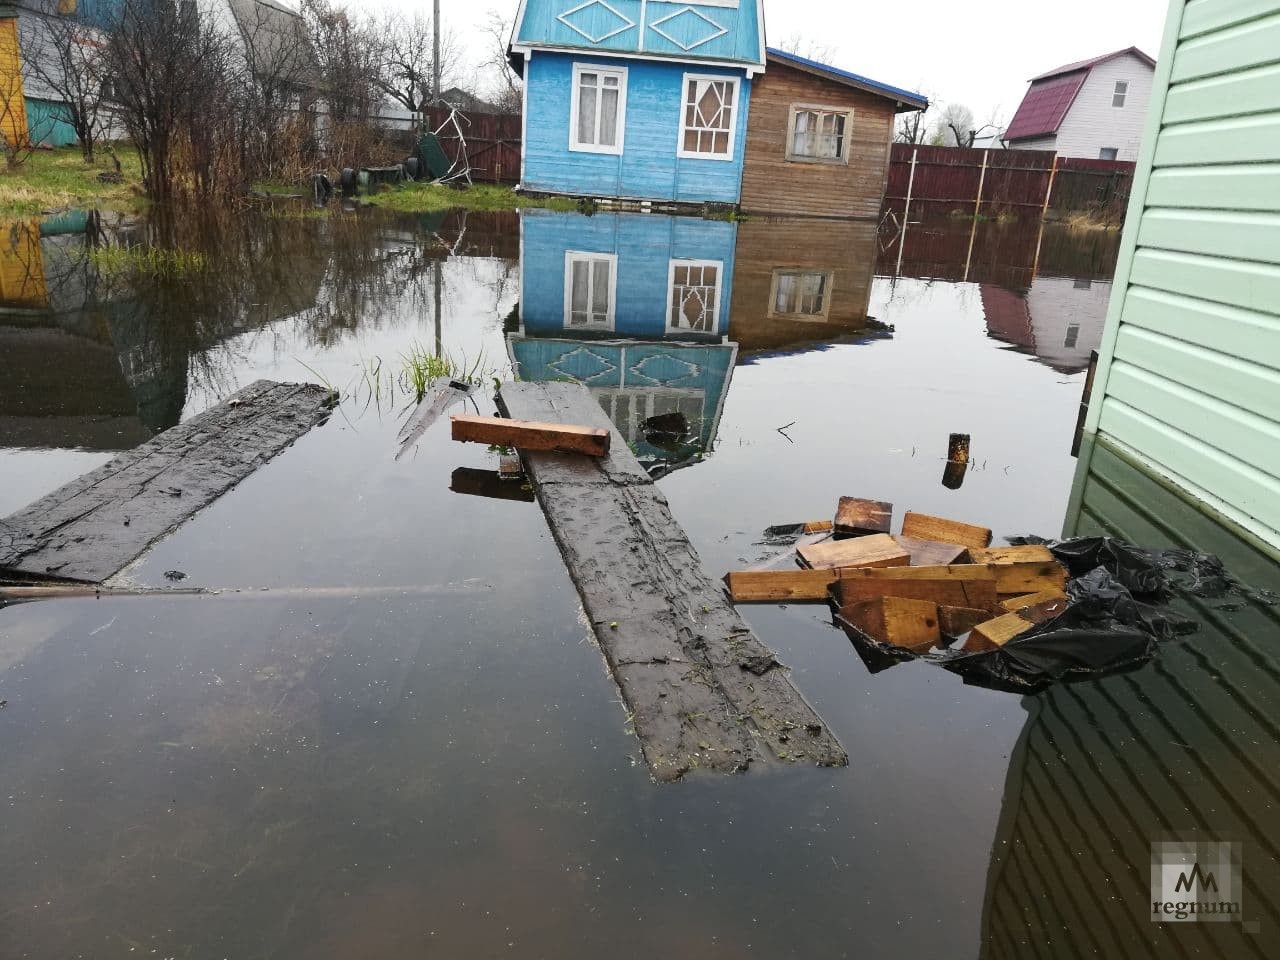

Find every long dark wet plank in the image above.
[498,380,847,782]
[0,380,335,584]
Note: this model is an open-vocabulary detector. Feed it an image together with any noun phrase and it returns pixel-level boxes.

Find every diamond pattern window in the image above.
[787,106,852,163]
[679,76,737,159]
[571,65,626,154]
[667,260,722,333]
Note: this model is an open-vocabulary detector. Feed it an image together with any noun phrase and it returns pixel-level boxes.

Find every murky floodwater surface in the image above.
[1,206,1276,958]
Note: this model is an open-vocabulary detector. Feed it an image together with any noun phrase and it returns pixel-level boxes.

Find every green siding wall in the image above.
[1086,0,1280,553]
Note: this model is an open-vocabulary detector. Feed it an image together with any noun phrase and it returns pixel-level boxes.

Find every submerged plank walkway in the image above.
[498,381,846,781]
[0,380,336,584]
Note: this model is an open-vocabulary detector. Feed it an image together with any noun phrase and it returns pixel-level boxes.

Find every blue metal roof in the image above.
[764,48,928,110]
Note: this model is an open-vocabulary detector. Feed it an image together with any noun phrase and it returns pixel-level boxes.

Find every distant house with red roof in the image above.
[1003,47,1155,160]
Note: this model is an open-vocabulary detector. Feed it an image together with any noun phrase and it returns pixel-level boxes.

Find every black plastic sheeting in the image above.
[836,536,1255,694]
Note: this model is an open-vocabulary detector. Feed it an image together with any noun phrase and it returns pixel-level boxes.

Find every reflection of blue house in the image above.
[509,1,764,204]
[510,209,739,472]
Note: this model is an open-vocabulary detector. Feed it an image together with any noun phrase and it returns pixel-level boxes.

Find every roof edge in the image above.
[1030,46,1156,82]
[765,48,928,112]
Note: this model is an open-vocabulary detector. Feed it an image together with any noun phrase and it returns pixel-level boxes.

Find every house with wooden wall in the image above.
[739,48,927,219]
[1083,0,1280,557]
[509,0,765,205]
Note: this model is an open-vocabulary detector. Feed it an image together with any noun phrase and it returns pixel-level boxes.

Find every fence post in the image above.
[973,148,989,220]
[1041,154,1060,220]
[895,148,918,278]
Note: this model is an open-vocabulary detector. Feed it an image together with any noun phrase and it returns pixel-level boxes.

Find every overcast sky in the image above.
[370,0,1169,123]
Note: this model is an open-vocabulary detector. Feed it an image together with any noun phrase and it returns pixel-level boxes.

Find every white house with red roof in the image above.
[1003,47,1155,160]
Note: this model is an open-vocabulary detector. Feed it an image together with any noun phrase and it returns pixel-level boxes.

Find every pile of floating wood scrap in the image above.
[724,498,1073,656]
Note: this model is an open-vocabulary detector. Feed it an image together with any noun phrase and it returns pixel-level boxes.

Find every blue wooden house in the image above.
[509,209,739,472]
[509,0,765,204]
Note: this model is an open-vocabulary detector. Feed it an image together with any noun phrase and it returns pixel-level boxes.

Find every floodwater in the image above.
[0,205,1276,958]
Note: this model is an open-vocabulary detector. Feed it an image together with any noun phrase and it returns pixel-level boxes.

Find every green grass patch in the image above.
[0,145,144,215]
[364,181,578,213]
[80,245,209,279]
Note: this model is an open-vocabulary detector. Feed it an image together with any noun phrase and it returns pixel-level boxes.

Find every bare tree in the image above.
[931,102,1001,148]
[300,0,379,124]
[777,33,837,64]
[481,10,521,115]
[19,5,110,162]
[895,101,932,144]
[373,11,461,116]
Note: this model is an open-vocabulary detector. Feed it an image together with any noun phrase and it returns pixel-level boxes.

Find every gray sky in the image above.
[370,0,1169,123]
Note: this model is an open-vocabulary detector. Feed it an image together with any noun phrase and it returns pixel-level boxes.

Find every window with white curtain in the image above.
[678,76,738,160]
[787,105,853,163]
[769,271,833,319]
[564,252,617,329]
[570,65,626,154]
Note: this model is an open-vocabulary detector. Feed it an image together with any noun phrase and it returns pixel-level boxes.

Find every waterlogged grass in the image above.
[81,245,210,279]
[0,146,144,214]
[364,182,578,214]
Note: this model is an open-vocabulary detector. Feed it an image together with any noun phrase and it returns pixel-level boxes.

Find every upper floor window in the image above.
[787,105,853,164]
[564,251,617,329]
[1112,81,1128,107]
[571,64,626,154]
[678,76,738,160]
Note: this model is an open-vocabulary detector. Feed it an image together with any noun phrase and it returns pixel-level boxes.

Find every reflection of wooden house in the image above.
[511,209,738,472]
[977,438,1280,957]
[740,49,927,219]
[727,217,880,353]
[979,277,1110,374]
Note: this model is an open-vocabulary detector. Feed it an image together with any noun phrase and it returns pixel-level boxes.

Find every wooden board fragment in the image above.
[724,569,841,603]
[0,380,336,584]
[843,597,941,652]
[839,564,997,583]
[1001,589,1068,612]
[797,534,910,571]
[763,520,833,539]
[991,562,1069,596]
[968,545,1056,565]
[451,414,610,457]
[1016,597,1072,624]
[892,535,971,567]
[836,571,996,610]
[499,380,845,781]
[834,497,893,538]
[938,605,993,639]
[963,612,1035,652]
[900,511,993,550]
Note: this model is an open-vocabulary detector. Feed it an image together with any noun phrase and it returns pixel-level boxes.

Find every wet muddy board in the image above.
[498,381,846,782]
[0,380,335,584]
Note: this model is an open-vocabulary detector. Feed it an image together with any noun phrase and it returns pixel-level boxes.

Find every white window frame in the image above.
[676,74,740,162]
[666,258,724,334]
[1112,80,1128,107]
[767,269,835,321]
[785,103,854,165]
[569,63,627,155]
[563,251,618,330]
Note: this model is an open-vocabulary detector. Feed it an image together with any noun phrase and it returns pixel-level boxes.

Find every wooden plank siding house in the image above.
[740,48,927,219]
[1084,0,1280,557]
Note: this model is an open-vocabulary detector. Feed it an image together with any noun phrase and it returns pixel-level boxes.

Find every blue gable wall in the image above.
[515,0,763,68]
[523,52,750,203]
[518,208,737,339]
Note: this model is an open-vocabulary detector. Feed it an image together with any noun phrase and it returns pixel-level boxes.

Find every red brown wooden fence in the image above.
[423,106,522,183]
[884,144,1135,223]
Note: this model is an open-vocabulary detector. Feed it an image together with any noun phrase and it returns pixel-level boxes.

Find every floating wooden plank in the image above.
[843,597,941,652]
[834,497,893,538]
[451,414,610,457]
[938,605,993,639]
[892,535,971,566]
[746,532,832,572]
[797,534,911,571]
[836,571,996,610]
[762,520,833,539]
[724,568,840,602]
[900,511,993,550]
[968,545,1056,565]
[839,564,997,583]
[499,380,845,781]
[963,612,1035,652]
[0,381,335,584]
[991,562,1069,596]
[449,467,536,503]
[1001,589,1068,612]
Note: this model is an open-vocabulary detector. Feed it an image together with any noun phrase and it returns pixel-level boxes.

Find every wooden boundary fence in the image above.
[884,144,1136,223]
[423,106,522,184]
